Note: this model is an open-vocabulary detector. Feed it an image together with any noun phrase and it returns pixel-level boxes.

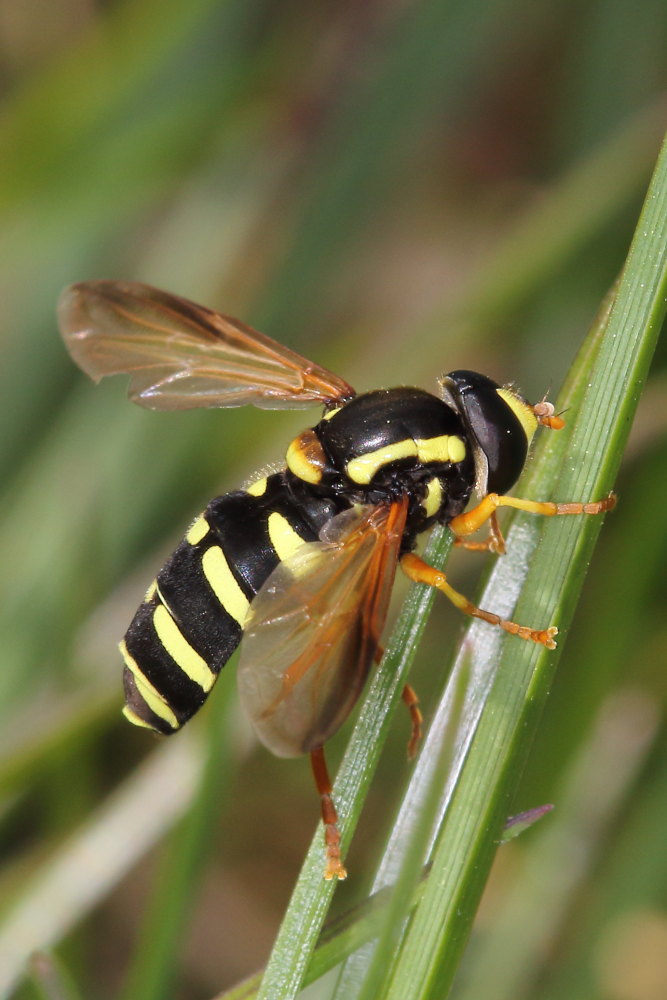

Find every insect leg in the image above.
[448,491,616,540]
[400,553,558,648]
[453,511,506,554]
[401,683,423,759]
[310,747,347,880]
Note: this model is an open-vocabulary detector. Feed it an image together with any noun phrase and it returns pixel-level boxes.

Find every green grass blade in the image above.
[253,525,452,1000]
[453,689,660,1000]
[215,878,432,1000]
[380,131,667,1000]
[353,665,471,1000]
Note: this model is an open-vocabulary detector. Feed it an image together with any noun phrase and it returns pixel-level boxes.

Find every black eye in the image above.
[440,370,529,495]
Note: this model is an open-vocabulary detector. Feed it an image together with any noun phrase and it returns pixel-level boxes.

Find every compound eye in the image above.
[440,370,537,495]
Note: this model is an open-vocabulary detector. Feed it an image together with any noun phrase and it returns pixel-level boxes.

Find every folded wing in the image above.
[237,499,408,757]
[58,280,355,410]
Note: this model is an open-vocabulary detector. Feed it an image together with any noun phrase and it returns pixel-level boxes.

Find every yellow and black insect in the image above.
[58,281,615,879]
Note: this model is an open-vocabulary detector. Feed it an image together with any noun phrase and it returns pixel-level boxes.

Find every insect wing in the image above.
[237,499,408,758]
[57,281,355,410]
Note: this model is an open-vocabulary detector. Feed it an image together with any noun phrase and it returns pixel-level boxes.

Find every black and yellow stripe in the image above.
[313,387,470,491]
[122,473,349,733]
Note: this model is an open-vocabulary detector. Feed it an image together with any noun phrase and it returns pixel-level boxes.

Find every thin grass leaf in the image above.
[380,131,667,1000]
[215,878,430,1000]
[254,525,452,1000]
[454,689,660,1000]
[354,663,471,1000]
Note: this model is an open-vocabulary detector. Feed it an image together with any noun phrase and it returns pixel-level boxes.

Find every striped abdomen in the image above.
[121,472,346,734]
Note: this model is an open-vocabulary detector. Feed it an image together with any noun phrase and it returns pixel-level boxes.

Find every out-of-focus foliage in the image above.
[0,1,665,998]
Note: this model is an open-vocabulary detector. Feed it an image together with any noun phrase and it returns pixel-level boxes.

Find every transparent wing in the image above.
[57,280,355,410]
[237,498,408,758]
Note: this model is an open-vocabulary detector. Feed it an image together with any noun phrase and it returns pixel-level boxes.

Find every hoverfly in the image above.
[58,281,615,879]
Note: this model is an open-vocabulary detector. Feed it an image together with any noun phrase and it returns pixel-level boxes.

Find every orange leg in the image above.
[401,552,558,648]
[310,747,347,880]
[401,683,423,759]
[453,510,506,554]
[449,491,616,539]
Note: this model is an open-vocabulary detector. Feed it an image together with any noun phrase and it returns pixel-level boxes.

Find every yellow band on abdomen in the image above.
[268,511,306,562]
[119,640,179,729]
[202,545,250,626]
[152,604,215,691]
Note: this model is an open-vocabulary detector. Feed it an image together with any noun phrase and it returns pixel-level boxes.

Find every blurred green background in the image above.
[0,1,665,998]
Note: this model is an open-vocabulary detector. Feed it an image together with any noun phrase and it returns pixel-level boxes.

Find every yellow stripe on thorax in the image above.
[152,604,215,691]
[201,546,250,626]
[346,439,417,485]
[422,477,443,518]
[346,433,467,486]
[268,511,305,562]
[415,435,450,464]
[415,434,466,464]
[119,639,179,729]
[446,435,466,463]
[186,515,209,545]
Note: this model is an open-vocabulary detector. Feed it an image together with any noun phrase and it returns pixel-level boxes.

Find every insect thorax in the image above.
[285,387,476,541]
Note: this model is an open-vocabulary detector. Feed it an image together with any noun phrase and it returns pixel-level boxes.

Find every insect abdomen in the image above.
[121,517,247,733]
[121,472,346,734]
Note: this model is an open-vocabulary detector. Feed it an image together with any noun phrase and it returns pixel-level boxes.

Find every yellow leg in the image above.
[449,491,616,539]
[453,511,506,554]
[401,552,558,649]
